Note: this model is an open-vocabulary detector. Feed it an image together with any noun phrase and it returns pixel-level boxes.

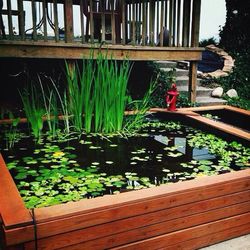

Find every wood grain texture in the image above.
[0,154,32,229]
[0,41,203,60]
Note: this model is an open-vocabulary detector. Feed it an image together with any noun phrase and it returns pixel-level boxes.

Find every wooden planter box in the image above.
[1,107,250,249]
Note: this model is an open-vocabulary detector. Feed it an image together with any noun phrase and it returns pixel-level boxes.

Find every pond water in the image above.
[0,115,249,209]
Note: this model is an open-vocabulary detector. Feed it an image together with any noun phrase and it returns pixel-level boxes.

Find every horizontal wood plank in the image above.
[111,212,250,250]
[4,173,249,246]
[0,154,32,229]
[0,41,203,60]
[164,223,250,250]
[24,201,250,250]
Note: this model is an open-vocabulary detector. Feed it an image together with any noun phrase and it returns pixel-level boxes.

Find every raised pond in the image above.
[0,113,249,209]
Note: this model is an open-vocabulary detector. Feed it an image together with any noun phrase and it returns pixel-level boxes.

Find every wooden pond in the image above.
[0,106,249,250]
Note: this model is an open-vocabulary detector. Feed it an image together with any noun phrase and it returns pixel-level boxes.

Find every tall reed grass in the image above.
[19,84,44,140]
[65,53,132,134]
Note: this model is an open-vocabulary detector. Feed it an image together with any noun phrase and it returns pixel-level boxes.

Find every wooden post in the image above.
[189,0,201,103]
[189,61,197,103]
[64,0,73,43]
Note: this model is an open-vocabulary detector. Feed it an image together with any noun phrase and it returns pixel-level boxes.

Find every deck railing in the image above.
[0,0,201,47]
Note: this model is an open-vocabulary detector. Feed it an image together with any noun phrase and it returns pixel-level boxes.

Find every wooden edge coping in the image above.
[150,106,250,141]
[34,168,250,223]
[0,154,33,229]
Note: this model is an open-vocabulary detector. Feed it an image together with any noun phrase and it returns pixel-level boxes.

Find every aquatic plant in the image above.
[19,85,44,141]
[5,112,20,149]
[38,75,59,139]
[65,53,132,134]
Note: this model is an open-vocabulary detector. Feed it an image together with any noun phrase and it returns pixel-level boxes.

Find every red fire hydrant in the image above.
[166,83,179,111]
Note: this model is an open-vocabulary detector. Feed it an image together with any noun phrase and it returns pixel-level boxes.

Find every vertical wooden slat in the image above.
[111,0,115,44]
[182,0,191,47]
[137,1,142,44]
[156,0,159,36]
[89,0,94,42]
[165,0,168,30]
[132,0,135,44]
[168,0,173,46]
[17,0,25,40]
[64,0,73,43]
[122,0,126,45]
[177,0,181,46]
[42,0,48,41]
[189,62,197,103]
[142,0,146,45]
[172,0,176,46]
[191,0,201,47]
[53,0,59,42]
[31,0,37,40]
[79,0,85,43]
[6,0,13,39]
[100,0,105,42]
[149,0,154,46]
[160,0,164,46]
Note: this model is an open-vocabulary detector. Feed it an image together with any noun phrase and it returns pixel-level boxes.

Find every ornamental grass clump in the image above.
[65,53,132,134]
[19,85,44,141]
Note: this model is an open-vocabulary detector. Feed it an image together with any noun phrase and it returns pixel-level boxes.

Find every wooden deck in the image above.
[0,107,250,250]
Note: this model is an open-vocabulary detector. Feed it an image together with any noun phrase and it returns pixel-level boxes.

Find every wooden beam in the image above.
[0,41,203,60]
[188,61,198,102]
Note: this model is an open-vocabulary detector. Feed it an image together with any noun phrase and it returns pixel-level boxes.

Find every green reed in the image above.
[19,85,44,140]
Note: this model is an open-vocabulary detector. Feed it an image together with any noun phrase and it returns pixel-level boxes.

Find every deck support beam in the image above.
[188,0,201,103]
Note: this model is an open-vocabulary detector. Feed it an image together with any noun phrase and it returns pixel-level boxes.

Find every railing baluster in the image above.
[100,0,105,42]
[89,0,94,43]
[6,0,13,39]
[132,0,135,45]
[177,0,181,46]
[122,0,126,45]
[169,0,173,46]
[17,0,25,40]
[31,0,37,40]
[172,0,176,46]
[160,0,164,46]
[149,0,154,46]
[53,0,59,42]
[111,0,115,44]
[182,0,190,47]
[142,1,146,45]
[42,0,48,41]
[79,0,85,43]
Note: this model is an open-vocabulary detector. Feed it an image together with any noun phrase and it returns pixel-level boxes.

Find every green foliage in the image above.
[199,37,218,47]
[224,97,250,110]
[4,112,21,149]
[19,85,44,140]
[146,62,176,108]
[219,0,250,53]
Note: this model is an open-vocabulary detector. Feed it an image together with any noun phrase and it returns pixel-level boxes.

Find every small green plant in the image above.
[5,112,20,149]
[38,75,59,139]
[19,85,44,141]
